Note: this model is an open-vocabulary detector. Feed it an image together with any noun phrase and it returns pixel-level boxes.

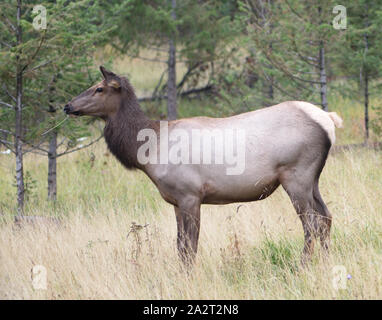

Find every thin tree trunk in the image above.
[268,75,274,101]
[48,130,57,201]
[15,0,24,214]
[268,47,274,102]
[363,4,369,143]
[318,6,328,112]
[319,43,328,111]
[167,0,177,120]
[265,43,274,105]
[268,12,274,103]
[47,76,57,200]
[259,0,273,106]
[364,72,369,143]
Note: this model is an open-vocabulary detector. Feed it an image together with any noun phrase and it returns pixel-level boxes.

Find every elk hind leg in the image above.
[313,182,332,253]
[281,175,318,265]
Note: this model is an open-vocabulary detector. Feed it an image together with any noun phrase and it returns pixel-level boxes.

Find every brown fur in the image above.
[103,77,158,169]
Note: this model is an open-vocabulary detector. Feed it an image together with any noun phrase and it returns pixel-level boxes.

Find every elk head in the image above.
[64,66,122,119]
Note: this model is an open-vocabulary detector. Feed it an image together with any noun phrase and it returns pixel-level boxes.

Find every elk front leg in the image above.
[174,198,201,265]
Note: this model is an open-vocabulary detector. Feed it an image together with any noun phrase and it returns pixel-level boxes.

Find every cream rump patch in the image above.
[293,101,341,145]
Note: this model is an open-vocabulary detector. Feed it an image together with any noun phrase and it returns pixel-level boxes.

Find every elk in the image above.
[64,66,343,265]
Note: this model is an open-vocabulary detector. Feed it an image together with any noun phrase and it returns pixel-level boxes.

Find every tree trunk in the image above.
[364,72,369,143]
[47,75,58,200]
[268,67,274,102]
[48,130,57,201]
[167,0,177,120]
[268,19,274,103]
[15,0,24,214]
[363,5,369,144]
[317,6,328,112]
[319,42,328,111]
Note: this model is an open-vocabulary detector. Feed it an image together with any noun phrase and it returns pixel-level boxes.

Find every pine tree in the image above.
[0,0,109,209]
[342,1,382,142]
[242,0,343,110]
[102,0,237,119]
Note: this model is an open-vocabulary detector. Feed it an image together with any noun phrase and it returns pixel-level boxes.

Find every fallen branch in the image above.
[331,142,382,154]
[138,85,213,102]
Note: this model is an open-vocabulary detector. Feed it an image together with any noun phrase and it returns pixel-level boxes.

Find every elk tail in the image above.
[328,112,343,128]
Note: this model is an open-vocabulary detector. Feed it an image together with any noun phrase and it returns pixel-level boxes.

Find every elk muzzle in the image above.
[64,104,81,116]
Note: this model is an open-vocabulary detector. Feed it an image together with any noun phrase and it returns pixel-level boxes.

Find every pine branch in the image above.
[57,137,67,148]
[0,100,14,108]
[2,15,16,33]
[260,45,322,91]
[285,0,309,23]
[0,128,13,135]
[21,139,49,155]
[56,134,103,158]
[28,59,54,73]
[177,62,202,91]
[0,139,15,154]
[21,31,46,73]
[126,53,167,64]
[152,68,167,99]
[0,41,12,48]
[2,84,16,102]
[291,35,319,68]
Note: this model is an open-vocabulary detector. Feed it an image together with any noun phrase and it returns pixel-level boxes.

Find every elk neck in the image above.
[103,87,157,170]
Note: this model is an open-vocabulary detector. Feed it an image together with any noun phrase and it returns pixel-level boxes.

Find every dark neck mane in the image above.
[104,78,157,170]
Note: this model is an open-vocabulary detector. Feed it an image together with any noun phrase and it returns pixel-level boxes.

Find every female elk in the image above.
[64,66,343,265]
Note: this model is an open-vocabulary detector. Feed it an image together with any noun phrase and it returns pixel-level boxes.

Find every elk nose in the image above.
[63,104,72,114]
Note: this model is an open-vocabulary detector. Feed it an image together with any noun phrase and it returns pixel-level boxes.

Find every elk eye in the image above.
[96,87,103,93]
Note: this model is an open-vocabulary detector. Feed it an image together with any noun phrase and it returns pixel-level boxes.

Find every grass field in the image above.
[0,55,382,299]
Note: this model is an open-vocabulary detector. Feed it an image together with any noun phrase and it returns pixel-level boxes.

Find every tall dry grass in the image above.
[1,49,381,299]
[0,140,381,299]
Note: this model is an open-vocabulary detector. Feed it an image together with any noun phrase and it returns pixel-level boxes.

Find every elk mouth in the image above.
[64,104,82,116]
[65,110,82,117]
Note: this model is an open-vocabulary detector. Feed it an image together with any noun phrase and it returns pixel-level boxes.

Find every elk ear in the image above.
[108,79,121,89]
[100,66,116,80]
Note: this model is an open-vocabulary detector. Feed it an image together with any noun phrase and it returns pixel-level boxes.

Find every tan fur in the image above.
[328,112,343,128]
[293,101,343,144]
[108,79,121,88]
[65,67,343,266]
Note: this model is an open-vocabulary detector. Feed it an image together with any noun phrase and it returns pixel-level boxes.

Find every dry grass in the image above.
[1,50,381,299]
[0,140,381,299]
